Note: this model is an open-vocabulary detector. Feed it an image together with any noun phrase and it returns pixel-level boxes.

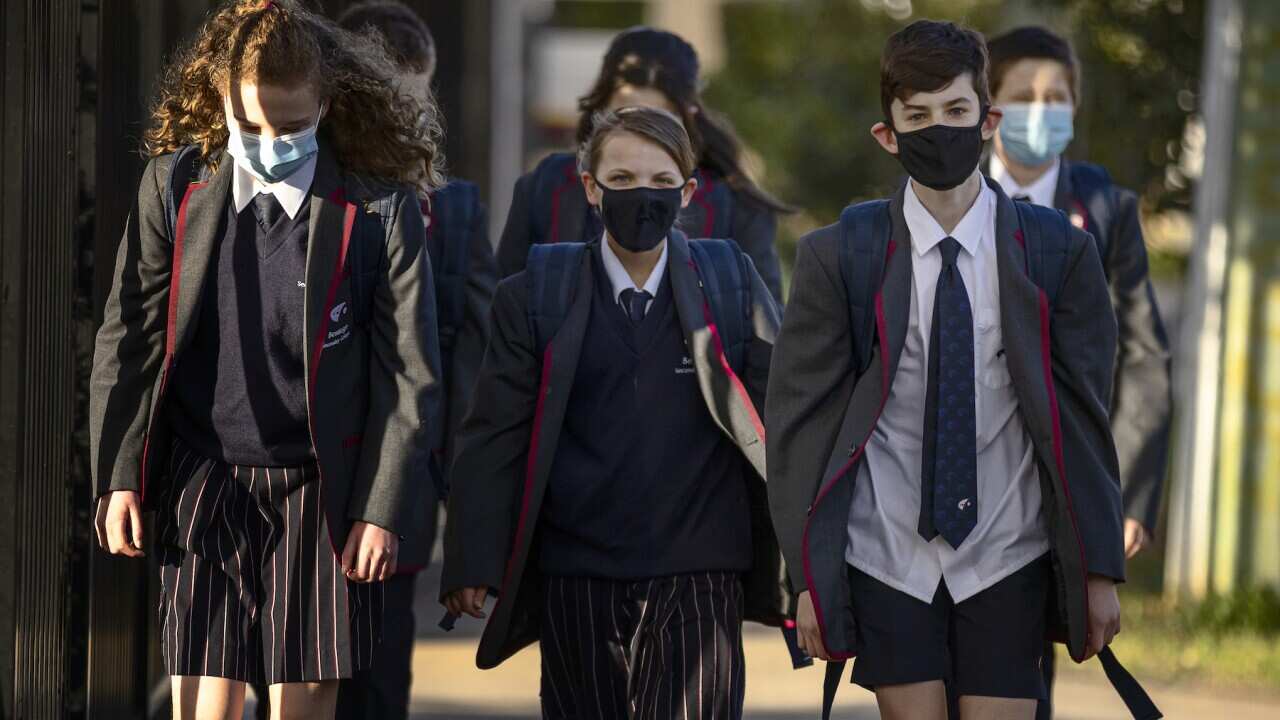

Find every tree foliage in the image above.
[704,0,1204,245]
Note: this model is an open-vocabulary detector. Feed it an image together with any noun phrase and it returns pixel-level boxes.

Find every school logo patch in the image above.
[675,355,696,375]
[330,302,348,323]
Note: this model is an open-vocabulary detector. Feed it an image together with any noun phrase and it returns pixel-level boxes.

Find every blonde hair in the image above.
[142,0,444,191]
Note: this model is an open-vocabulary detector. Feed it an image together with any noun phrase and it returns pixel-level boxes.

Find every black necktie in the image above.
[918,237,978,549]
[1012,193,1033,204]
[619,288,652,324]
[252,192,284,230]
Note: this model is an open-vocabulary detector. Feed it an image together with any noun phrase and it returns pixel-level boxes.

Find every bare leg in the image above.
[875,680,948,720]
[170,676,247,720]
[958,695,1037,720]
[270,680,339,720]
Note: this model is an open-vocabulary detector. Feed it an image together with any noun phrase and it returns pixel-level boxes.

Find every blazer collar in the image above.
[1052,157,1076,212]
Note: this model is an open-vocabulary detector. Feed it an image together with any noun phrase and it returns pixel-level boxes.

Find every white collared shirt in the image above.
[845,179,1048,604]
[989,154,1060,209]
[600,235,668,316]
[231,154,318,220]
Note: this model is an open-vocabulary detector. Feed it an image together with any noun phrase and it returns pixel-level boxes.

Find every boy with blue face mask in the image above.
[985,26,1174,720]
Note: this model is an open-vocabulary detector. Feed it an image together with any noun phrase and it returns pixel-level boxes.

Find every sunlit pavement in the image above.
[407,566,1280,719]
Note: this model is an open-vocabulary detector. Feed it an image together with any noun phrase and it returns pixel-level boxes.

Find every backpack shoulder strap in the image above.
[1015,201,1073,306]
[687,238,751,373]
[430,180,479,350]
[836,199,892,375]
[1066,161,1115,262]
[526,242,590,353]
[164,145,202,243]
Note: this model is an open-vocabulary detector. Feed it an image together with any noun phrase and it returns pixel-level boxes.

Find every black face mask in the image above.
[595,181,683,253]
[892,108,988,191]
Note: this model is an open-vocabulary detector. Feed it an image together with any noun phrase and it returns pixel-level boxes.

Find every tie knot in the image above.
[253,192,284,229]
[940,237,962,266]
[1012,193,1033,203]
[620,288,653,324]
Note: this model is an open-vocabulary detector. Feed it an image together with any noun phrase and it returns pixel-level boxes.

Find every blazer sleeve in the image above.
[1104,189,1172,533]
[1052,227,1126,582]
[495,173,535,279]
[348,190,443,536]
[89,156,172,499]
[764,228,857,592]
[442,198,498,462]
[730,192,785,306]
[441,276,539,596]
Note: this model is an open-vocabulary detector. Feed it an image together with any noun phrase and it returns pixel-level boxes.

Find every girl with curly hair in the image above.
[90,1,443,717]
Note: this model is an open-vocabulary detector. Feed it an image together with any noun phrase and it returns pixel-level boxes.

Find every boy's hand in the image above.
[1085,575,1121,660]
[1123,519,1148,559]
[795,591,831,661]
[97,490,145,557]
[443,587,490,620]
[341,521,398,583]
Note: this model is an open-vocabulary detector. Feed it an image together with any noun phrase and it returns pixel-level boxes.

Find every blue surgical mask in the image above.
[998,102,1074,167]
[226,106,323,183]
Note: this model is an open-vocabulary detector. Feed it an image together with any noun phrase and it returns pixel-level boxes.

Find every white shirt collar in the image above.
[904,179,993,261]
[231,153,318,220]
[989,154,1060,209]
[600,235,668,304]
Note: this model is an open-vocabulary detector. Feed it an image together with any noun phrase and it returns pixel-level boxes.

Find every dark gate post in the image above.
[0,1,84,718]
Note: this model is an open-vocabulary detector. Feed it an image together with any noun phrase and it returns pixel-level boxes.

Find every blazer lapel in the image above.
[667,231,768,473]
[993,180,1056,465]
[881,182,914,382]
[302,148,354,411]
[529,247,594,488]
[172,152,233,356]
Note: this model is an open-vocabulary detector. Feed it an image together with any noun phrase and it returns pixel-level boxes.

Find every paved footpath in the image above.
[407,572,1278,719]
[407,628,1280,719]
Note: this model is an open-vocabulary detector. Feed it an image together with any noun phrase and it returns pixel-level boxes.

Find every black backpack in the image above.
[524,237,753,369]
[820,197,1160,720]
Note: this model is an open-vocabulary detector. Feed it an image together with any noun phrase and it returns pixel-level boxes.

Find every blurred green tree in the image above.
[704,0,1203,262]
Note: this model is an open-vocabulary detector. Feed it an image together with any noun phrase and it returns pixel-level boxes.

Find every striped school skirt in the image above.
[155,438,384,684]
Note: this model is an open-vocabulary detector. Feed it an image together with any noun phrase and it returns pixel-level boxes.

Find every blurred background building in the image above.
[0,0,1276,718]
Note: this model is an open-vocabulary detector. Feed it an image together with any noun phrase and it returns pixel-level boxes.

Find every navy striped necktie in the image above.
[918,236,978,548]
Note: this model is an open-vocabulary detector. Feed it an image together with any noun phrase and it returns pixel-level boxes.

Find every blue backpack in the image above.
[823,198,1160,720]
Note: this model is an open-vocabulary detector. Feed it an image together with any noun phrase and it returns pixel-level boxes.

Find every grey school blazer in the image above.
[1054,161,1172,533]
[89,146,441,550]
[766,180,1125,665]
[442,231,791,670]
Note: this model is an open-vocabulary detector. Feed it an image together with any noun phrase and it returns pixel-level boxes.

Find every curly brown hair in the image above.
[142,0,444,191]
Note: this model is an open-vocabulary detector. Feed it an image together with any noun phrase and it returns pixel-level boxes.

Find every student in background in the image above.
[90,1,442,718]
[333,3,498,717]
[768,20,1128,720]
[443,107,789,719]
[496,26,788,304]
[985,25,1173,720]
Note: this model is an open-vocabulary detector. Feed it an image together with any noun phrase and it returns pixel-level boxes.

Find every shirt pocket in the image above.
[976,308,1012,389]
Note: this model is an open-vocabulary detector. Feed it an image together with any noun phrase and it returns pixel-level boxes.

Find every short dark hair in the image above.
[987,26,1080,102]
[880,19,990,126]
[578,106,697,181]
[337,1,436,76]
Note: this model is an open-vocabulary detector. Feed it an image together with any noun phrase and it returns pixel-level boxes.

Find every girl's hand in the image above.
[443,587,489,620]
[341,521,398,583]
[97,491,145,557]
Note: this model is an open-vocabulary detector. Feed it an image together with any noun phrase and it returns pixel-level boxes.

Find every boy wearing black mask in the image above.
[767,20,1129,720]
[440,107,788,719]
